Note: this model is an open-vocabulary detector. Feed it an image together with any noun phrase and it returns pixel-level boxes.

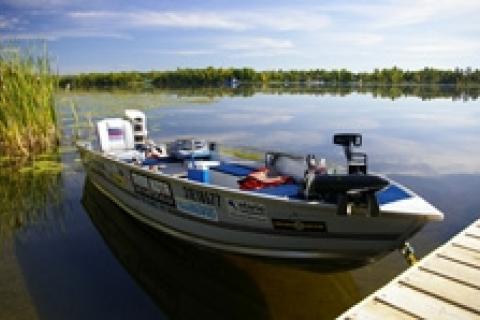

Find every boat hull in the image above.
[78,146,429,268]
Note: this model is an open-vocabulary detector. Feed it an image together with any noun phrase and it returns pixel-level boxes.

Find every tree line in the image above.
[59,66,480,89]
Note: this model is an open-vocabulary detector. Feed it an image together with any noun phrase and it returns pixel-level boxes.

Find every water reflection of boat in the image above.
[82,179,360,319]
[77,110,443,269]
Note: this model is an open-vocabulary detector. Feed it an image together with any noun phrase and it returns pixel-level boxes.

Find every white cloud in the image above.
[380,0,480,28]
[70,10,246,30]
[144,37,295,58]
[175,50,213,56]
[404,40,480,56]
[215,37,297,57]
[68,9,330,32]
[153,49,214,56]
[68,11,116,19]
[1,0,74,8]
[220,37,294,51]
[243,10,330,31]
[330,33,383,46]
[0,29,131,41]
[131,11,246,30]
[329,0,480,28]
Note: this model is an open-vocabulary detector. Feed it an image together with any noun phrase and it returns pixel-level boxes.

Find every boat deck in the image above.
[132,155,305,198]
[337,217,480,319]
[139,157,258,186]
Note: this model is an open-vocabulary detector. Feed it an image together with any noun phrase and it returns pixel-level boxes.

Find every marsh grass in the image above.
[0,42,58,156]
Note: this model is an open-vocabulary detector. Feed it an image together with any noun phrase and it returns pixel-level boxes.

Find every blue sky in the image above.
[1,0,479,74]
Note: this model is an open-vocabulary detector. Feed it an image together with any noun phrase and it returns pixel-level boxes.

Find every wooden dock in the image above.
[338,218,480,320]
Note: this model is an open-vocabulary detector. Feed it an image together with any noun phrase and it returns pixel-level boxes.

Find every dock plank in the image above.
[421,255,480,288]
[400,269,480,313]
[466,233,480,241]
[452,235,480,252]
[338,218,480,320]
[344,299,417,320]
[465,223,480,237]
[439,245,480,267]
[377,283,475,320]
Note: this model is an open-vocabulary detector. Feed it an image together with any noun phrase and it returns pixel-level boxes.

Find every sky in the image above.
[0,0,479,74]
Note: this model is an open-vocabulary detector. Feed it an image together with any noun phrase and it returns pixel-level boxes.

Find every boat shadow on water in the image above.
[82,178,361,319]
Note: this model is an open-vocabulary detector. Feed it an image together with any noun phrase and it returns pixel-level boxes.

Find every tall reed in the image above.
[0,42,58,156]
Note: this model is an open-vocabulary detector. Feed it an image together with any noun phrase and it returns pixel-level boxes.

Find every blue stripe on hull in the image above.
[377,185,412,205]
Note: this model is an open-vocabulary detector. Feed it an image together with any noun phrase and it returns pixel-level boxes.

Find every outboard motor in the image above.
[333,133,388,215]
[304,133,389,216]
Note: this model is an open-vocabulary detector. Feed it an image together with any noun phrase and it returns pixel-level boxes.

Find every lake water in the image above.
[1,87,480,319]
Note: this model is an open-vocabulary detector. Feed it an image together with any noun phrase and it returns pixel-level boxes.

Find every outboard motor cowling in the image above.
[309,174,389,194]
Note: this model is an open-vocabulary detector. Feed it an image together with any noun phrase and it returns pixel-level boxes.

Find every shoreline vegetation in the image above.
[0,44,59,156]
[60,66,480,89]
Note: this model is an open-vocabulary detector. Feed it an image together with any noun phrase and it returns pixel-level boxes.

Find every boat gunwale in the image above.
[78,144,337,209]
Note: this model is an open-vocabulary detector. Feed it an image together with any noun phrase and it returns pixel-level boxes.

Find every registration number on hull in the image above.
[176,198,218,221]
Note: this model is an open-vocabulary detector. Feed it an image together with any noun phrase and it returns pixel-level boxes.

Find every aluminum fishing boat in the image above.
[77,110,443,269]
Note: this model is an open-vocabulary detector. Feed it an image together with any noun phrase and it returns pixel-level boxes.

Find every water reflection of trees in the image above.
[240,84,479,101]
[0,154,63,240]
[67,85,480,101]
[82,179,360,319]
